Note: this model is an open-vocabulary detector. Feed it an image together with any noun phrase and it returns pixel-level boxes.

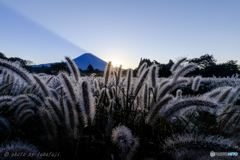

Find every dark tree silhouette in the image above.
[187,54,216,69]
[87,64,94,72]
[0,52,7,60]
[158,60,174,77]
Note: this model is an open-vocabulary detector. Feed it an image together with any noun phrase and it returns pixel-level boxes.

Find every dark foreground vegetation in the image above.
[0,52,240,160]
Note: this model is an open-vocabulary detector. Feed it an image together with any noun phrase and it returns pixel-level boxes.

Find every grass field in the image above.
[0,57,239,160]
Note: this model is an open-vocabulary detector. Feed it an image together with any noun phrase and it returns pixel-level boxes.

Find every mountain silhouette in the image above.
[73,53,107,71]
[32,53,107,71]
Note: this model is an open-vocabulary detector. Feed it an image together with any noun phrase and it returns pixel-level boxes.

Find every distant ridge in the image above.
[31,53,107,71]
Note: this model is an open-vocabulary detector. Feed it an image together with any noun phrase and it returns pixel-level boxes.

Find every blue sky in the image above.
[0,0,240,69]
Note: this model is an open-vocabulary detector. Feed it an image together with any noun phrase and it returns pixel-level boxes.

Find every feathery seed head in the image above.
[176,89,182,99]
[217,87,233,103]
[172,63,197,83]
[133,68,150,97]
[45,98,64,126]
[16,109,34,126]
[170,57,187,73]
[192,76,202,92]
[203,86,232,99]
[137,62,147,77]
[37,107,57,140]
[104,61,112,86]
[65,56,81,82]
[150,64,158,88]
[14,102,34,118]
[171,117,177,123]
[116,65,122,85]
[58,72,77,105]
[112,125,133,149]
[161,96,222,121]
[146,95,173,125]
[227,86,240,105]
[157,78,189,100]
[125,69,133,95]
[0,59,34,85]
[112,125,139,160]
[80,81,96,125]
[26,94,44,107]
[0,96,12,107]
[33,74,50,97]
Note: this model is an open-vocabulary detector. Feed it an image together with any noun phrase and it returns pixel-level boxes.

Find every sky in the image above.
[0,0,240,69]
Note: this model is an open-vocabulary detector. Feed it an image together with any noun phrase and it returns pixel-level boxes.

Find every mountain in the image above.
[32,53,107,71]
[73,53,107,71]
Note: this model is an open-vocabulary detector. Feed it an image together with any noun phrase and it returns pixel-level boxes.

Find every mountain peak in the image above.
[73,53,107,71]
[81,53,94,56]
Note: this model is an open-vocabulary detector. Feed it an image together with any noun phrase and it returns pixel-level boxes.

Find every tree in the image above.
[0,52,7,60]
[137,58,152,68]
[158,60,173,77]
[187,54,216,69]
[8,57,29,66]
[201,62,238,77]
[50,61,69,74]
[87,64,94,72]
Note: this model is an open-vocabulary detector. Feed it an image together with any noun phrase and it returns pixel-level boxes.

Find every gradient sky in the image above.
[0,0,240,69]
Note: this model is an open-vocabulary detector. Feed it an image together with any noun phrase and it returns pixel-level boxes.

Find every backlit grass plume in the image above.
[125,69,133,95]
[149,64,158,88]
[217,87,232,103]
[116,64,122,85]
[176,89,182,99]
[45,97,65,126]
[79,81,96,125]
[0,59,34,85]
[137,62,147,77]
[192,76,202,92]
[16,108,34,126]
[37,107,57,140]
[160,96,221,121]
[146,95,173,125]
[203,86,231,99]
[58,72,78,105]
[104,61,112,86]
[170,57,187,73]
[33,74,50,97]
[0,96,12,106]
[111,125,139,160]
[172,63,197,83]
[133,68,149,97]
[65,56,80,82]
[157,78,190,100]
[99,88,110,106]
[64,98,79,138]
[227,86,240,106]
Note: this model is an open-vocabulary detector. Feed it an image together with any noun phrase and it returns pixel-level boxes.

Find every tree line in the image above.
[1,52,239,77]
[134,54,240,77]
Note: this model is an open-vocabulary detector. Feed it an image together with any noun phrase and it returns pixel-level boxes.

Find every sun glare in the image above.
[111,61,121,68]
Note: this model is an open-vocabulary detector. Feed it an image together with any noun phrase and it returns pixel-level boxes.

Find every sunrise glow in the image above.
[111,60,122,68]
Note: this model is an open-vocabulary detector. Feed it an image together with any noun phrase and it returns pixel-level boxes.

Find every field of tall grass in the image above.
[0,57,240,160]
